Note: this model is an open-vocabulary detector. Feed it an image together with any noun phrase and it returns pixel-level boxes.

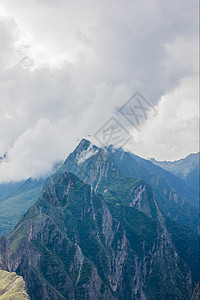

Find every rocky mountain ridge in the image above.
[57,139,199,231]
[0,139,198,299]
[0,170,197,299]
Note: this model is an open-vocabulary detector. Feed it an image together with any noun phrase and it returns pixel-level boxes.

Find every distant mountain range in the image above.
[150,152,199,205]
[0,179,44,236]
[0,162,62,236]
[0,139,199,299]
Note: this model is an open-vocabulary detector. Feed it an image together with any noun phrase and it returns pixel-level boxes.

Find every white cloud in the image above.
[0,118,77,182]
[128,76,199,160]
[0,0,198,182]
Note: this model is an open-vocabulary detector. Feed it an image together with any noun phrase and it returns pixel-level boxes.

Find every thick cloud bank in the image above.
[0,0,198,182]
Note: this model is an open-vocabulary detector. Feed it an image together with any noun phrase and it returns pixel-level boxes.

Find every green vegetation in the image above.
[62,140,199,231]
[165,216,199,284]
[78,262,92,285]
[110,203,157,253]
[3,140,199,300]
[6,170,198,299]
[0,270,30,300]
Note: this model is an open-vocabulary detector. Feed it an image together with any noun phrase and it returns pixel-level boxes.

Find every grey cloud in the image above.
[0,0,198,182]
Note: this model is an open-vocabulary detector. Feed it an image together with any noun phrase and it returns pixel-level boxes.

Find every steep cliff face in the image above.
[0,237,29,300]
[7,171,196,300]
[0,236,9,270]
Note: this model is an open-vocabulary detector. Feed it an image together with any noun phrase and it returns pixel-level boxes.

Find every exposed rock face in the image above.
[6,171,197,300]
[129,184,153,218]
[0,270,30,300]
[0,237,30,299]
[0,236,9,270]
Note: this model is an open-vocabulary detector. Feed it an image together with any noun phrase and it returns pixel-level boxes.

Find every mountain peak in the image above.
[72,138,99,161]
[74,138,92,153]
[78,137,91,146]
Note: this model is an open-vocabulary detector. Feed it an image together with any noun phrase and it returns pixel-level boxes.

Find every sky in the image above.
[0,0,199,183]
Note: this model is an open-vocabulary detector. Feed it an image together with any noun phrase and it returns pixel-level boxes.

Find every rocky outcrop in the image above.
[0,270,30,300]
[129,184,154,218]
[0,238,29,300]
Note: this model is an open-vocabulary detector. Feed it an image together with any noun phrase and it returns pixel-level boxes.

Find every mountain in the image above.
[54,139,199,231]
[0,181,24,202]
[0,161,62,236]
[0,139,198,299]
[150,152,199,206]
[3,171,198,299]
[0,140,198,236]
[150,152,199,180]
[0,178,44,236]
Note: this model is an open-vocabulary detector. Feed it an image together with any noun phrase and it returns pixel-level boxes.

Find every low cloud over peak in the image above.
[0,0,198,182]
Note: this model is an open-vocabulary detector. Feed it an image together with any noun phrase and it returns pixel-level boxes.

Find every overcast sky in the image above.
[0,0,199,183]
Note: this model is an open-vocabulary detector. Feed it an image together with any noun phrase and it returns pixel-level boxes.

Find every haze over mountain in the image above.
[150,152,199,203]
[0,0,199,183]
[0,178,44,236]
[0,162,62,236]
